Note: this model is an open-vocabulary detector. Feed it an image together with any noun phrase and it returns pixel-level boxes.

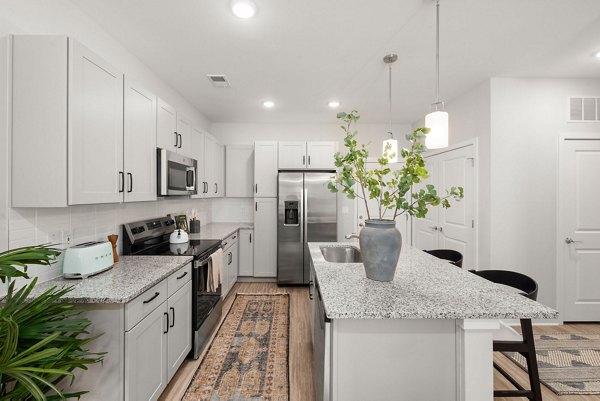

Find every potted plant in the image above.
[0,245,104,400]
[328,110,463,281]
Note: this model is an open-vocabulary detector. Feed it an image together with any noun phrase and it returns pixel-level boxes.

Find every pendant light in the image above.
[425,0,449,149]
[383,54,398,162]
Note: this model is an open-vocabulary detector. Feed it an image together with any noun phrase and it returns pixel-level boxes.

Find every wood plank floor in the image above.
[161,282,600,401]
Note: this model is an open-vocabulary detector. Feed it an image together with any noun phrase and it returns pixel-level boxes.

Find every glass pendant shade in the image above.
[425,110,448,149]
[383,138,398,163]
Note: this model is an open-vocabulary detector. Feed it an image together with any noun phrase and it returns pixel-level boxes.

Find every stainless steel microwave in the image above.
[157,148,197,196]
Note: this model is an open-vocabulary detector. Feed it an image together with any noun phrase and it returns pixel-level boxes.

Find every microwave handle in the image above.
[186,166,196,190]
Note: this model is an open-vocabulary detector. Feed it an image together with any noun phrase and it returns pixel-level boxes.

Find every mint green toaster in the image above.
[63,241,114,279]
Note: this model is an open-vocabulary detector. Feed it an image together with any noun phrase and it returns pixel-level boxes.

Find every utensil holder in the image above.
[190,220,201,234]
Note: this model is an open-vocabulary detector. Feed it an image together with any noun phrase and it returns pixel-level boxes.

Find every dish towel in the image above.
[208,248,223,292]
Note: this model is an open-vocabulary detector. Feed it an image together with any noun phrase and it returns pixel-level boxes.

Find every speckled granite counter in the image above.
[189,222,253,241]
[309,243,558,320]
[27,255,192,303]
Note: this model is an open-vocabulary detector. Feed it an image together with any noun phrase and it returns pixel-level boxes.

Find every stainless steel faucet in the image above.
[344,233,359,240]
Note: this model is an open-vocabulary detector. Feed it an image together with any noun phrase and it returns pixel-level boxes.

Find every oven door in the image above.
[157,148,197,196]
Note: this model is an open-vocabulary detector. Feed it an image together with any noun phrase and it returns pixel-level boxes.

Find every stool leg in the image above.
[521,319,543,401]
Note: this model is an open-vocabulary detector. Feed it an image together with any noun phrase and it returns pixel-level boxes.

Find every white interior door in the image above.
[413,145,476,269]
[558,136,600,321]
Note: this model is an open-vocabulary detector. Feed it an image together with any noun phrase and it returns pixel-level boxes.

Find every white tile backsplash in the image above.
[211,198,253,223]
[6,197,213,282]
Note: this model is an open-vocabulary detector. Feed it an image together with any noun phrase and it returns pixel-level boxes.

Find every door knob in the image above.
[565,237,582,244]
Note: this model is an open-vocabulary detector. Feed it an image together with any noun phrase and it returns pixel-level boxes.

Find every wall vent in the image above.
[207,75,231,88]
[568,97,600,122]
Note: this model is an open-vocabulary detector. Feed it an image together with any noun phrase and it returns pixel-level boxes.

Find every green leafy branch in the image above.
[328,110,464,221]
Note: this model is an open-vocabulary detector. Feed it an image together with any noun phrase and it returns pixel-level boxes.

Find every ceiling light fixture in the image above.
[594,50,600,59]
[328,101,340,108]
[382,53,398,163]
[425,0,449,149]
[263,100,275,108]
[231,0,256,19]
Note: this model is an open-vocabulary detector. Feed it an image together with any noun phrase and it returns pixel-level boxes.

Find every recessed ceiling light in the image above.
[263,100,275,108]
[231,0,256,19]
[594,51,600,59]
[328,101,340,108]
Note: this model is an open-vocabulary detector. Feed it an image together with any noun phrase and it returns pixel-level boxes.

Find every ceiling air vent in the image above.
[569,97,600,122]
[207,75,231,88]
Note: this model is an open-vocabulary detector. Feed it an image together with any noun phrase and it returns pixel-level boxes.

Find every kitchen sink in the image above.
[320,245,362,263]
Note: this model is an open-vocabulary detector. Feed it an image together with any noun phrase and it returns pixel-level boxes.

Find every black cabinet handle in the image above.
[249,233,252,243]
[174,132,178,147]
[255,202,257,212]
[164,312,169,334]
[176,271,188,280]
[232,235,236,240]
[303,155,306,165]
[214,183,217,194]
[204,182,208,193]
[309,280,314,300]
[178,133,182,149]
[119,171,124,193]
[169,307,175,328]
[255,183,258,194]
[223,242,228,247]
[143,292,160,304]
[308,155,311,165]
[127,173,133,193]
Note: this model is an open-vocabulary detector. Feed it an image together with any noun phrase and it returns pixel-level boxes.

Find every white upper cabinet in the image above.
[226,145,254,197]
[12,36,130,207]
[204,134,225,198]
[278,141,307,169]
[156,99,178,152]
[68,40,124,205]
[191,127,206,198]
[277,141,337,170]
[124,79,157,203]
[307,141,337,169]
[176,114,192,157]
[254,141,278,197]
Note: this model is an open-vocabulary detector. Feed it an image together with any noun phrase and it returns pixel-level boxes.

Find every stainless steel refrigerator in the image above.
[278,172,337,284]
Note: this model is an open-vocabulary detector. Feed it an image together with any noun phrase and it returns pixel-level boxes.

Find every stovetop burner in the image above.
[139,239,222,259]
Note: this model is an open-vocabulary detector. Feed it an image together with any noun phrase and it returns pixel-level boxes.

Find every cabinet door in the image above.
[157,98,177,151]
[166,281,192,381]
[124,79,157,203]
[221,248,231,298]
[238,229,254,276]
[254,141,278,197]
[253,198,278,277]
[307,141,337,169]
[204,134,218,198]
[229,241,239,290]
[68,40,123,205]
[176,114,192,156]
[278,141,306,169]
[191,127,206,199]
[215,142,225,197]
[226,145,254,197]
[125,302,168,401]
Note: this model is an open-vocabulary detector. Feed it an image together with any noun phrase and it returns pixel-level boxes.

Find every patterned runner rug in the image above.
[505,333,600,395]
[184,293,290,401]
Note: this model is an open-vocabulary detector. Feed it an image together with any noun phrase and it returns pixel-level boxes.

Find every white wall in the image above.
[211,121,412,240]
[0,0,213,284]
[489,77,600,308]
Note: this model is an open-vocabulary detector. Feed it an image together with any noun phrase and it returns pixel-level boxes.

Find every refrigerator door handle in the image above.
[303,186,308,243]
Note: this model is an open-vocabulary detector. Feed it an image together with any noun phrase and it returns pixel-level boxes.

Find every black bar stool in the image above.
[473,270,542,401]
[423,249,463,267]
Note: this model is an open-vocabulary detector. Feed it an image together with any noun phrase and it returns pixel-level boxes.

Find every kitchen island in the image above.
[308,243,558,401]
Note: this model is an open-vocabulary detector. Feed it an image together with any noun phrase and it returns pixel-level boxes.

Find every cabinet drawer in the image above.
[167,263,192,297]
[223,231,238,251]
[125,280,168,331]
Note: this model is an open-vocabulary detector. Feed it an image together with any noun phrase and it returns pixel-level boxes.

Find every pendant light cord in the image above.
[435,0,440,105]
[388,61,392,137]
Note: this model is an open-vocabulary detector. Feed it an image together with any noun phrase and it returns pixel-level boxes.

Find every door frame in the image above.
[420,138,479,268]
[556,132,600,321]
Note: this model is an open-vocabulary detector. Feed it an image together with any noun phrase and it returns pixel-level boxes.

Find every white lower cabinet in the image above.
[221,232,239,297]
[125,303,168,401]
[167,282,192,381]
[254,198,277,277]
[238,228,254,276]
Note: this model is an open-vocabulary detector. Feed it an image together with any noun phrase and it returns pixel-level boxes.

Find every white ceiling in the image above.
[72,0,600,124]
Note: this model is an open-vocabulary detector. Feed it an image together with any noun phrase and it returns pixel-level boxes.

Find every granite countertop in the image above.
[27,255,193,304]
[309,243,559,320]
[190,222,253,241]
